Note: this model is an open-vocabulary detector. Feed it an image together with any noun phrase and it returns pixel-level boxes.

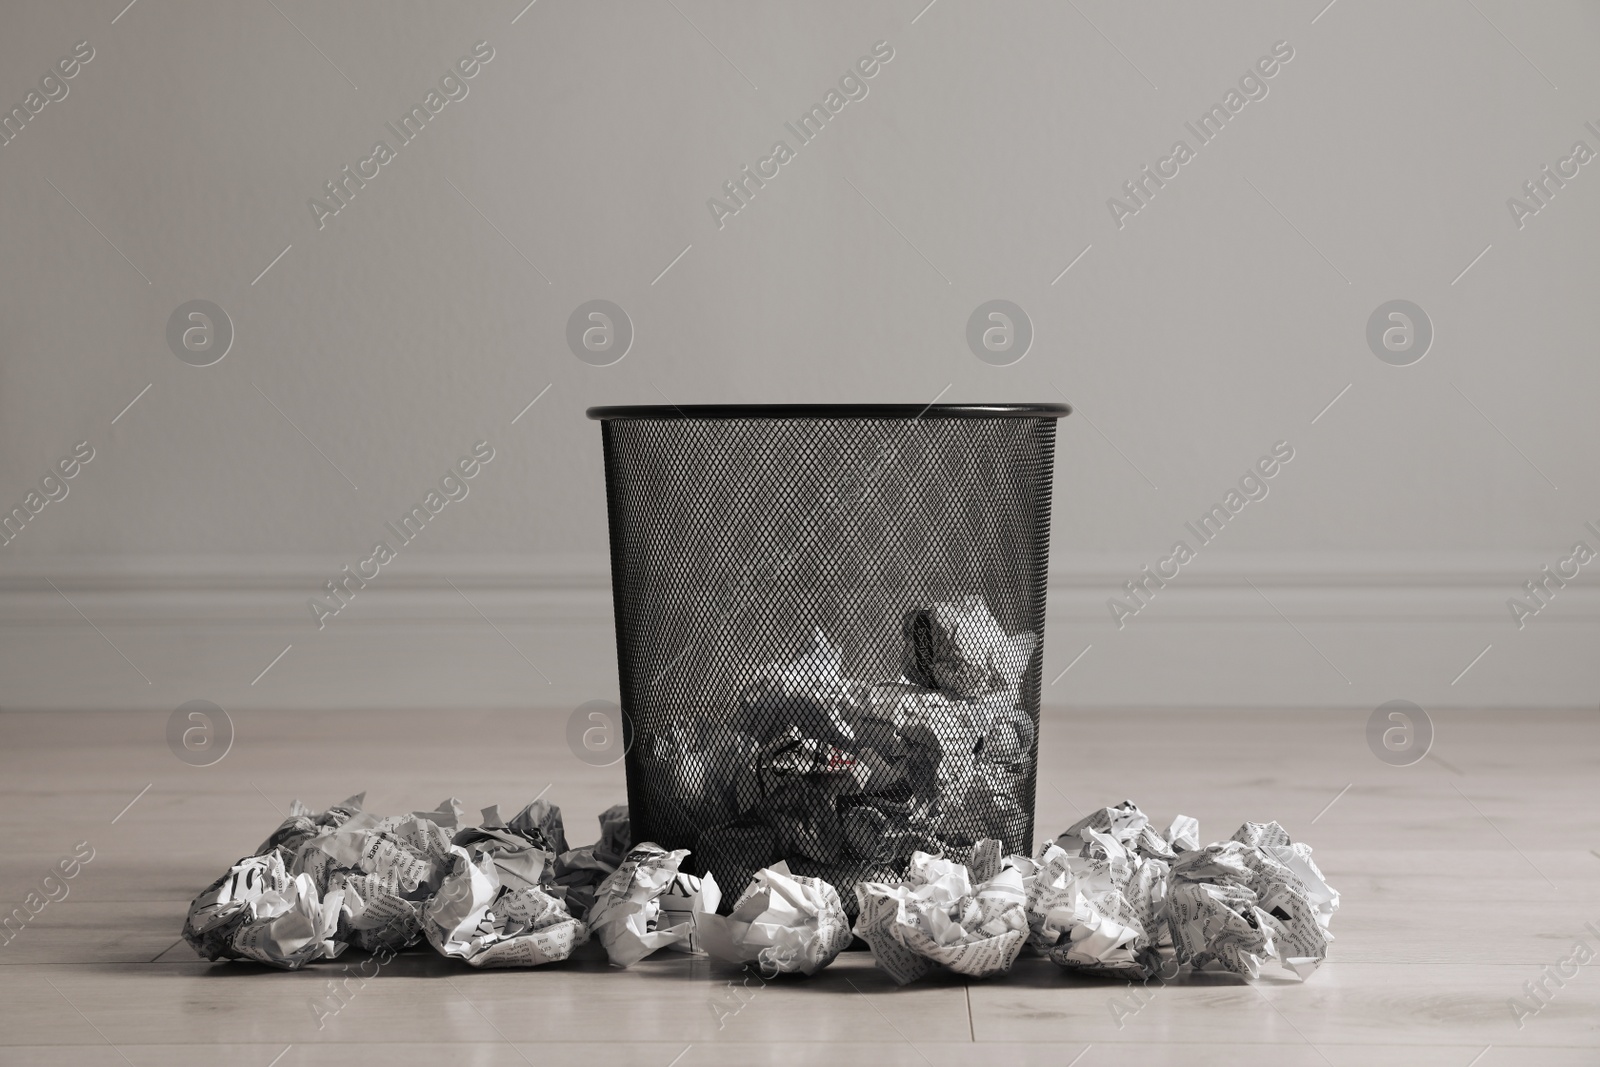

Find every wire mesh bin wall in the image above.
[588,403,1068,912]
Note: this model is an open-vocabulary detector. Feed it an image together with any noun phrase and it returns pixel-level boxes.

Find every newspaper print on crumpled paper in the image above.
[1019,802,1336,983]
[659,870,722,954]
[588,842,695,967]
[182,848,345,970]
[420,797,589,967]
[1012,802,1173,981]
[1166,820,1337,980]
[186,793,462,966]
[289,796,460,954]
[853,840,1029,985]
[452,799,566,891]
[423,844,587,967]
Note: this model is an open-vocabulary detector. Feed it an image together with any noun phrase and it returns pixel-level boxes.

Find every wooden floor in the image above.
[1,707,1596,1065]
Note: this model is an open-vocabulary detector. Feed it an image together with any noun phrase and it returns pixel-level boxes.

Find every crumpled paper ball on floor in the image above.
[699,861,852,976]
[853,840,1029,985]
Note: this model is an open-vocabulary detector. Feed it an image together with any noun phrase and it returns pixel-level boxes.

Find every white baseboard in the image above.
[1,553,1594,712]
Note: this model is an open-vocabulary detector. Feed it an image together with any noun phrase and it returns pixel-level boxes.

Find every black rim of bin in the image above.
[589,402,1066,913]
[588,402,1071,420]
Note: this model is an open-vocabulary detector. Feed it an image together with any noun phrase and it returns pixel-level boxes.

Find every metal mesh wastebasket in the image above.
[588,403,1068,911]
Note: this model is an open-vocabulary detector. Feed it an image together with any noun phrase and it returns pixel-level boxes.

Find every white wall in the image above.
[2,0,1597,713]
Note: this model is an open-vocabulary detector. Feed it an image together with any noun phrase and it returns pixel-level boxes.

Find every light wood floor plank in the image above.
[4,1045,1600,1067]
